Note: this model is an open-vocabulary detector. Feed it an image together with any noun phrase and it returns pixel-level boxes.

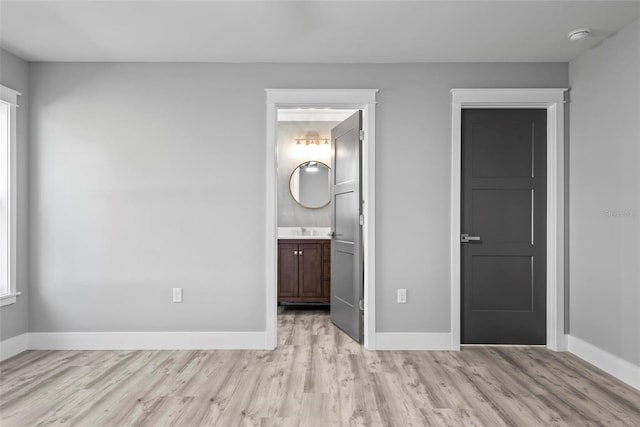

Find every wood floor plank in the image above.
[526,347,640,423]
[184,353,245,424]
[1,309,638,427]
[492,347,632,425]
[65,351,173,426]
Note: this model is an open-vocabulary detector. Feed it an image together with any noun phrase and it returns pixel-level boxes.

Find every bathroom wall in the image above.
[277,121,335,227]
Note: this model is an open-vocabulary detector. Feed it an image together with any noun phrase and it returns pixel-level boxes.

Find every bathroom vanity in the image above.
[277,235,330,304]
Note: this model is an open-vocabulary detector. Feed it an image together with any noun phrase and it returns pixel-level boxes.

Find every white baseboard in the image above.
[568,335,640,390]
[0,333,29,361]
[375,332,452,350]
[28,331,268,351]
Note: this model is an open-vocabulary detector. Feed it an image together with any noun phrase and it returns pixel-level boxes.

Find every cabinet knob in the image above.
[294,250,298,255]
[299,250,303,255]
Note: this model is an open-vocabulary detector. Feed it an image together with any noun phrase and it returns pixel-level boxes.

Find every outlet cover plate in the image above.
[173,288,183,303]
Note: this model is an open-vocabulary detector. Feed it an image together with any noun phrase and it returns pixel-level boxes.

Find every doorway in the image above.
[450,88,567,352]
[265,89,378,350]
[275,109,359,341]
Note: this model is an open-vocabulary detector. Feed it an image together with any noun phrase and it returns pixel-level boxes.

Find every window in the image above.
[0,84,20,307]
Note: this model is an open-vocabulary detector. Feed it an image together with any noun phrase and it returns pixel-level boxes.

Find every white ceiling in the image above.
[1,0,639,63]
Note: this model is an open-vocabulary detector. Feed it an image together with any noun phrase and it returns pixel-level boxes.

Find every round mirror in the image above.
[289,161,331,209]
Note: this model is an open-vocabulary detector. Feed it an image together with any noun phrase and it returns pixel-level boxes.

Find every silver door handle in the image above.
[328,231,335,238]
[461,234,481,243]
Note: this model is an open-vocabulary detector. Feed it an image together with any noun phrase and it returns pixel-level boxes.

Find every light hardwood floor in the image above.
[1,309,638,426]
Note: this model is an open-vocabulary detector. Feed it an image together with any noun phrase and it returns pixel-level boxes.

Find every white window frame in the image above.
[0,85,21,307]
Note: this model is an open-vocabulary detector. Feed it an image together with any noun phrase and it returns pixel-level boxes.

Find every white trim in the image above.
[266,89,378,350]
[0,333,28,361]
[28,332,268,351]
[265,101,277,350]
[375,333,451,351]
[450,88,567,106]
[0,85,20,106]
[266,89,377,105]
[450,88,568,352]
[278,108,358,122]
[0,85,19,304]
[568,335,640,390]
[0,291,21,307]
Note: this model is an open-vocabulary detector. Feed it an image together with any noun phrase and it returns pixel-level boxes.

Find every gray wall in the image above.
[277,121,333,227]
[0,49,29,341]
[568,19,639,365]
[28,62,567,334]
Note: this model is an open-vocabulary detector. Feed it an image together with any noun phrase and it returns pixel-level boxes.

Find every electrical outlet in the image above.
[397,289,407,304]
[172,288,183,303]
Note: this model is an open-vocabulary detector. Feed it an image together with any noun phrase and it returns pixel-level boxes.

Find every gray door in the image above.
[462,109,547,344]
[330,111,363,343]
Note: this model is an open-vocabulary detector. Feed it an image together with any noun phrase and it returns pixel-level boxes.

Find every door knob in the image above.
[460,234,481,243]
[328,231,335,238]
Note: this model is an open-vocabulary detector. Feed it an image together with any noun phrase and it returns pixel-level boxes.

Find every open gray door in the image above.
[330,111,363,343]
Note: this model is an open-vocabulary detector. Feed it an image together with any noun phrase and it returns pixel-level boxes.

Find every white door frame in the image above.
[450,88,568,352]
[265,89,378,350]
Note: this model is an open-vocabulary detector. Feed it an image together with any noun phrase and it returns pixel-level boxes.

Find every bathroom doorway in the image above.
[265,89,378,350]
[276,108,361,342]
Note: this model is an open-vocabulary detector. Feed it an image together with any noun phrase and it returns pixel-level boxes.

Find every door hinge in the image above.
[359,299,364,311]
[359,214,364,226]
[359,130,365,141]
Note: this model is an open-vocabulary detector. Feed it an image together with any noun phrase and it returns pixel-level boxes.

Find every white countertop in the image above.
[278,235,330,240]
[278,227,331,240]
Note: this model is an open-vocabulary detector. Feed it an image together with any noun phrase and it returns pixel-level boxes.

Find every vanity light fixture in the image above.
[295,131,330,148]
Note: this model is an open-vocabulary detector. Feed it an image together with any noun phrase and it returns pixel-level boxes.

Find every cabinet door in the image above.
[278,242,299,297]
[299,242,323,297]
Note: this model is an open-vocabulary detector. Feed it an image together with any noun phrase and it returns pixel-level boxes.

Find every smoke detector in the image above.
[568,29,592,41]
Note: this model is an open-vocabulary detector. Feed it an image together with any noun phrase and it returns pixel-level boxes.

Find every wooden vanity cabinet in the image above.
[278,239,331,303]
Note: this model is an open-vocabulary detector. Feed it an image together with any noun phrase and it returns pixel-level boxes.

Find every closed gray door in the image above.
[462,109,547,344]
[330,111,363,343]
